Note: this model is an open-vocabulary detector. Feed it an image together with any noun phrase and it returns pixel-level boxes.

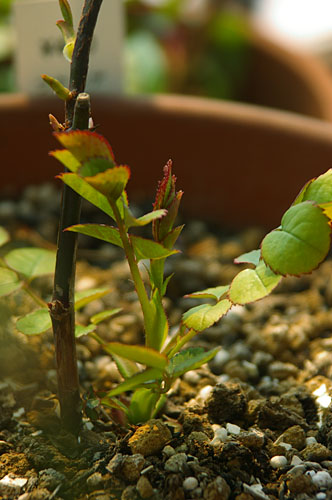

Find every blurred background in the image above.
[2,0,332,103]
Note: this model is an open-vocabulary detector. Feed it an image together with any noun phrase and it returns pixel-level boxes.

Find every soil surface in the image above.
[2,185,332,499]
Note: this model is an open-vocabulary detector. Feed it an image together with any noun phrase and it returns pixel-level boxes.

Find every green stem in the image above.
[111,201,154,344]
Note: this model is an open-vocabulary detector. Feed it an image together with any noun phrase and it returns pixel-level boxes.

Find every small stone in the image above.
[204,476,231,500]
[162,445,176,457]
[243,483,270,500]
[288,464,306,476]
[226,423,241,435]
[136,476,154,499]
[183,370,201,385]
[287,474,317,495]
[290,456,303,466]
[306,436,318,445]
[106,453,123,473]
[0,475,28,496]
[122,454,145,482]
[238,429,264,449]
[275,425,306,450]
[38,468,65,491]
[183,476,198,491]
[121,485,138,500]
[268,361,298,380]
[86,472,104,492]
[301,443,332,462]
[210,426,228,446]
[164,453,187,473]
[317,493,327,500]
[270,455,288,469]
[311,471,332,489]
[129,419,171,456]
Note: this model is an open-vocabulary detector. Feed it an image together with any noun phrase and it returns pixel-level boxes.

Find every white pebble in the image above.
[306,436,317,445]
[162,445,175,457]
[183,370,201,385]
[210,426,228,446]
[183,477,198,491]
[316,493,327,500]
[291,455,303,466]
[198,385,213,401]
[270,456,288,469]
[226,423,241,435]
[312,471,332,489]
[278,441,292,451]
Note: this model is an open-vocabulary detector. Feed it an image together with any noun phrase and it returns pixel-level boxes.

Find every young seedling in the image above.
[2,0,332,433]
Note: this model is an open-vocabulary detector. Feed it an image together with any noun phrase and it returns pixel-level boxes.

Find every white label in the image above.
[13,0,124,95]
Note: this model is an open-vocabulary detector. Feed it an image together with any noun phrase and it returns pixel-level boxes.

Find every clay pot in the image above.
[2,92,332,229]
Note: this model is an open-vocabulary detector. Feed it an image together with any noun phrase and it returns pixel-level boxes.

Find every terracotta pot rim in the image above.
[2,92,332,142]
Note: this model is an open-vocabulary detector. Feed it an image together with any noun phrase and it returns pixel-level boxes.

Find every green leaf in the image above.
[59,0,74,28]
[294,169,332,205]
[127,388,161,424]
[103,342,169,370]
[74,287,111,310]
[0,268,21,297]
[167,346,220,378]
[112,354,139,379]
[0,227,10,247]
[75,324,96,338]
[5,248,56,279]
[132,236,178,261]
[56,19,75,44]
[182,299,232,331]
[67,224,178,261]
[261,202,331,276]
[148,289,168,351]
[16,308,51,335]
[90,308,122,325]
[41,74,71,100]
[234,249,261,266]
[124,207,167,229]
[54,130,114,163]
[59,173,115,219]
[79,157,115,177]
[50,150,81,172]
[229,260,282,305]
[104,367,163,398]
[63,40,75,62]
[185,285,230,301]
[85,166,130,201]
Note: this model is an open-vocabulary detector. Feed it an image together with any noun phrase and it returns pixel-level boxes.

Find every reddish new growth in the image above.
[153,160,183,243]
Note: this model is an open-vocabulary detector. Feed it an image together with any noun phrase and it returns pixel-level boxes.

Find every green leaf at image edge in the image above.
[0,226,10,247]
[261,202,331,276]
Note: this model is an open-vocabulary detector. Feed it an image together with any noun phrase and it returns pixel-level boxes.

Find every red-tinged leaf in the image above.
[54,130,115,163]
[162,225,184,249]
[234,249,261,266]
[59,173,115,219]
[85,166,130,201]
[50,149,81,172]
[79,157,115,177]
[182,300,232,331]
[103,343,169,370]
[167,346,220,378]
